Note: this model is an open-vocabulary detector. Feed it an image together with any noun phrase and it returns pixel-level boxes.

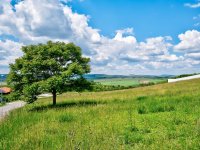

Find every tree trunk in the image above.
[52,89,56,105]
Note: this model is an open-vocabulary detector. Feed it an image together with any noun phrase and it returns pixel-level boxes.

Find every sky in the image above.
[0,0,200,75]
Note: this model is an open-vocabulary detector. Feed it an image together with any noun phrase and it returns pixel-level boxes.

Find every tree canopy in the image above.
[7,41,91,105]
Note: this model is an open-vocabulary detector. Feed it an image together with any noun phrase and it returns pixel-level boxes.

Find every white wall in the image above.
[168,74,200,83]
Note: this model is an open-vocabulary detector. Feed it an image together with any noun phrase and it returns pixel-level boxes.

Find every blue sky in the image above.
[69,0,200,42]
[0,0,200,75]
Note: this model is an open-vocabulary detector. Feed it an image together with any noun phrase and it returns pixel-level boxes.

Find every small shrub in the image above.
[151,105,165,113]
[127,126,139,132]
[172,118,186,125]
[6,91,21,102]
[2,96,8,102]
[165,105,175,111]
[137,96,147,101]
[149,103,175,113]
[138,105,148,114]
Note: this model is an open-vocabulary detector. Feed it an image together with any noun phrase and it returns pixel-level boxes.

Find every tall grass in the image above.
[0,79,200,149]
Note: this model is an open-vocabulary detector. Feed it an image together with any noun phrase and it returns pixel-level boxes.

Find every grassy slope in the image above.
[0,103,5,107]
[94,77,166,86]
[0,79,200,149]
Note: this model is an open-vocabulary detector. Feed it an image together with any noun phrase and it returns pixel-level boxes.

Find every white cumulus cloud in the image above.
[174,30,200,53]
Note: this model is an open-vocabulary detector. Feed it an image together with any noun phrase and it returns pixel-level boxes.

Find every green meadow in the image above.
[0,79,200,149]
[94,77,167,87]
[0,103,5,107]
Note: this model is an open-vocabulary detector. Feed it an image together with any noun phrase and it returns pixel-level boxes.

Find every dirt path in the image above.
[0,101,26,120]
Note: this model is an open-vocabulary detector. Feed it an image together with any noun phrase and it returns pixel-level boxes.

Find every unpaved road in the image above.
[0,101,26,120]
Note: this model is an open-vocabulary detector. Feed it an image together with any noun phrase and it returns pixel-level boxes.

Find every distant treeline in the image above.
[173,73,199,79]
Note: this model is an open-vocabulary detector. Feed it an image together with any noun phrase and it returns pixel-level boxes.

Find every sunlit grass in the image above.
[0,79,200,149]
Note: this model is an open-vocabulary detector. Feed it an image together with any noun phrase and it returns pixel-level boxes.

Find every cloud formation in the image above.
[0,0,200,74]
[174,30,200,52]
[0,39,23,73]
[185,1,200,8]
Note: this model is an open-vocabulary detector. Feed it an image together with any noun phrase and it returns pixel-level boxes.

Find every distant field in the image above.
[0,82,7,86]
[94,77,167,86]
[0,79,200,149]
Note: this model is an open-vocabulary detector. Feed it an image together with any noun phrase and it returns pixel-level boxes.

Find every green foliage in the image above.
[0,102,5,107]
[7,41,90,104]
[138,105,148,114]
[23,83,41,103]
[3,92,20,102]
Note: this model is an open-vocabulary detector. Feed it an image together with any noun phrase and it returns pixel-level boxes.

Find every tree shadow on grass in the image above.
[30,100,106,112]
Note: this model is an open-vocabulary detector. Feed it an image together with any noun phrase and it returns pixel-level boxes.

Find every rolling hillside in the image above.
[0,79,200,149]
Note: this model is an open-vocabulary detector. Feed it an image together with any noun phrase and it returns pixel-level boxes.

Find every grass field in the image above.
[0,103,5,107]
[0,79,200,149]
[0,82,7,87]
[94,77,167,86]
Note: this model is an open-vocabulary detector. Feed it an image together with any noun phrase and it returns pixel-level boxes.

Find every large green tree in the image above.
[7,41,90,105]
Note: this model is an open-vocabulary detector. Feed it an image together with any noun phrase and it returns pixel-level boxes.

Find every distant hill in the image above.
[83,74,128,80]
[83,74,173,80]
[0,74,7,82]
[159,74,175,78]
